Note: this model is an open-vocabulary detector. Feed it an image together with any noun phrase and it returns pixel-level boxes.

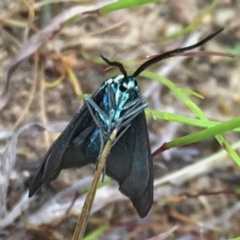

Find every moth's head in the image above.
[113,74,138,91]
[100,56,139,94]
[104,74,139,98]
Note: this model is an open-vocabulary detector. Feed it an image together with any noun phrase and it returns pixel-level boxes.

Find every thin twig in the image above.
[40,65,50,147]
[72,129,117,240]
[13,53,39,129]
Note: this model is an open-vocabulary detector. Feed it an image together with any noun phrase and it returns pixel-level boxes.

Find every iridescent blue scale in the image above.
[99,75,139,124]
[84,74,147,158]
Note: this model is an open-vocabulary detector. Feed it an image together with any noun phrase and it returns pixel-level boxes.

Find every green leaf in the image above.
[83,224,109,240]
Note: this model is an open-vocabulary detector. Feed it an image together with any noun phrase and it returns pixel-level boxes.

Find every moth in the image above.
[29,29,222,218]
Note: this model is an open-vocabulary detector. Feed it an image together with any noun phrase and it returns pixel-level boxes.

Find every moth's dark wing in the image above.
[61,124,96,168]
[28,108,91,197]
[106,112,153,218]
[29,90,103,197]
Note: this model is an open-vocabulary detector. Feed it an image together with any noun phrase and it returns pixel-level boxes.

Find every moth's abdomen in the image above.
[84,128,102,159]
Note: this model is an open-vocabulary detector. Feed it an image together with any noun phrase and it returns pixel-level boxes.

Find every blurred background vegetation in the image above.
[1,0,240,239]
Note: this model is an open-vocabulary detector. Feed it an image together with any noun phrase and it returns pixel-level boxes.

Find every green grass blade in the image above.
[166,116,240,149]
[146,109,216,127]
[177,87,204,99]
[142,71,240,166]
[159,0,220,42]
[83,224,109,240]
[99,0,159,14]
[146,109,240,132]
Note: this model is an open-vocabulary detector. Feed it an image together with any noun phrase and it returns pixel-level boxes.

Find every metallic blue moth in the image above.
[29,29,223,218]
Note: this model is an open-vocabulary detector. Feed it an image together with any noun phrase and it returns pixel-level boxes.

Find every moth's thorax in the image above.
[85,74,142,158]
[104,74,139,99]
[101,74,140,123]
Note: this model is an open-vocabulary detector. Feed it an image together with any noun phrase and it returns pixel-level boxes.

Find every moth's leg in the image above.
[84,95,109,125]
[118,98,148,128]
[84,96,109,178]
[112,124,131,146]
[107,84,116,111]
[94,122,109,182]
[107,84,119,133]
[122,97,145,110]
